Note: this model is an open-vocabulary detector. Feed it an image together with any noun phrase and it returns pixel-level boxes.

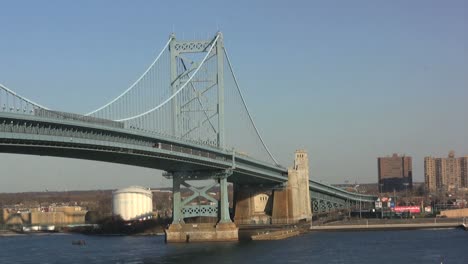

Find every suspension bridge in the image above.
[0,32,376,241]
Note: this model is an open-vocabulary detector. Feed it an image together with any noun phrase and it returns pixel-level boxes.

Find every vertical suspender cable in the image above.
[116,34,220,122]
[85,38,172,116]
[0,83,49,110]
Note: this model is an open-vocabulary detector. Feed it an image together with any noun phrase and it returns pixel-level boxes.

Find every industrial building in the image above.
[377,153,413,193]
[112,186,153,221]
[1,206,87,226]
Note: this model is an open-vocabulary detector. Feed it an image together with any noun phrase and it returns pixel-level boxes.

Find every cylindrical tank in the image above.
[112,186,153,221]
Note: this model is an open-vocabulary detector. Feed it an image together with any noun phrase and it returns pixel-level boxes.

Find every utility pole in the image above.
[379,183,384,219]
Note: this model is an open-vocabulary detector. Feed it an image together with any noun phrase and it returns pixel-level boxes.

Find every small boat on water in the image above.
[251,230,300,241]
[22,225,56,233]
[72,240,86,245]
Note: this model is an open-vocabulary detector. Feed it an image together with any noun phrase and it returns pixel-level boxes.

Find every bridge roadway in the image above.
[0,111,376,204]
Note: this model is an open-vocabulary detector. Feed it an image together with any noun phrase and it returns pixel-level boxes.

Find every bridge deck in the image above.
[0,112,376,204]
[0,112,287,184]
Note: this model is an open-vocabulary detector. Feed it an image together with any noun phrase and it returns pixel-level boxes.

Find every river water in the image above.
[0,229,467,263]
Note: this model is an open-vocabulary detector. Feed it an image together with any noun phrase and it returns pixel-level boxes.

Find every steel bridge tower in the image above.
[165,32,237,242]
[169,32,225,149]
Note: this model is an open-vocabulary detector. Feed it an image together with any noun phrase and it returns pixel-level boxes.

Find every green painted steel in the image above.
[167,171,231,220]
[218,169,232,223]
[167,33,225,150]
[216,32,225,150]
[169,33,179,138]
[310,179,377,213]
[182,205,218,218]
[0,111,377,207]
[172,177,183,224]
[0,112,287,182]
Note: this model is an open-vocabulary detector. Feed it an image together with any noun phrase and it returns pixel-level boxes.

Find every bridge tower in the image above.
[168,32,225,149]
[165,32,237,242]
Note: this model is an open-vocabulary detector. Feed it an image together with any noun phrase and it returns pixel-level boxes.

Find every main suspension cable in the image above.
[224,49,281,166]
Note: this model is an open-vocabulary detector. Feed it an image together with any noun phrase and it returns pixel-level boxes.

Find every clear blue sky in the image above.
[0,0,467,192]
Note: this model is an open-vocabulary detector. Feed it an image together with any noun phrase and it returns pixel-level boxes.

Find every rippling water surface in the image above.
[1,229,467,263]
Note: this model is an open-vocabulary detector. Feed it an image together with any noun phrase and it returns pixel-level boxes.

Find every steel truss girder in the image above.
[164,169,233,180]
[311,190,348,213]
[182,205,218,218]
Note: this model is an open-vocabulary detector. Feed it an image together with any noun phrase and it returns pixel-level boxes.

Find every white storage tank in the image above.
[112,186,153,221]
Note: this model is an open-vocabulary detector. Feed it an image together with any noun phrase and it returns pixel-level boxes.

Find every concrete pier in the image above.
[272,150,312,224]
[234,150,313,226]
[234,186,272,225]
[165,223,238,243]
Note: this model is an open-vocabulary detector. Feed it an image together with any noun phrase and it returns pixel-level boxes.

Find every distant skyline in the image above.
[0,0,467,192]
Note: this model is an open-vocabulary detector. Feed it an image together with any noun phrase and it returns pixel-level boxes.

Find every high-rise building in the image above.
[377,153,412,193]
[424,157,437,193]
[424,151,468,193]
[459,156,468,189]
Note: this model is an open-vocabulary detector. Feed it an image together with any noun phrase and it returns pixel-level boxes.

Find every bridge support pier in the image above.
[232,150,312,226]
[271,150,312,224]
[234,185,273,225]
[165,170,238,243]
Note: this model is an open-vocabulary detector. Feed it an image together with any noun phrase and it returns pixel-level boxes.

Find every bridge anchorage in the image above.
[0,32,377,242]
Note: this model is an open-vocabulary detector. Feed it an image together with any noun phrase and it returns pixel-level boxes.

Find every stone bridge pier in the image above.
[234,150,312,225]
[234,186,274,225]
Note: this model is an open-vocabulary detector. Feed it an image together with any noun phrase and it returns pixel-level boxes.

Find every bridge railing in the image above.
[35,109,124,129]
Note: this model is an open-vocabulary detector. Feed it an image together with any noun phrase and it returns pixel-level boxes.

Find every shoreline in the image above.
[310,222,467,232]
[2,222,466,238]
[0,230,166,237]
